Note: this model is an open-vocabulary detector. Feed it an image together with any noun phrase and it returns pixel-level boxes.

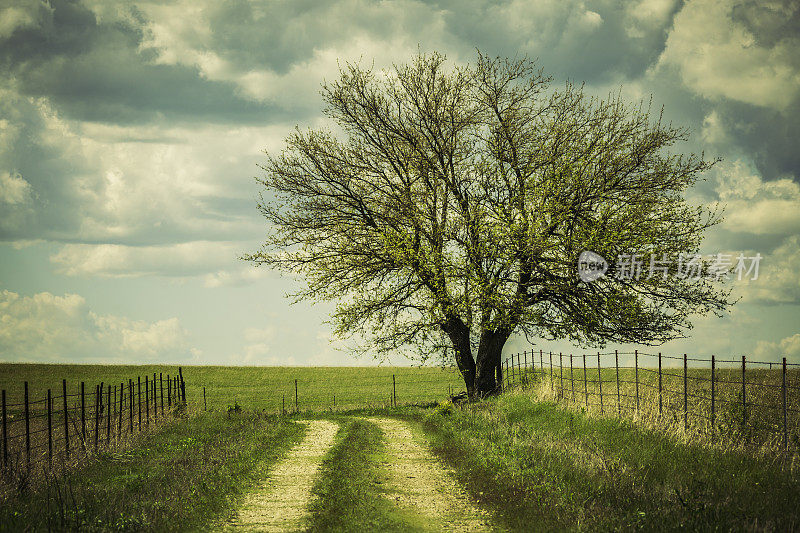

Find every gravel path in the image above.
[225,419,339,532]
[366,417,495,532]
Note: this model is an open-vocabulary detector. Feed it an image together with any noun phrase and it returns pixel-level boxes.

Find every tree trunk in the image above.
[441,315,476,397]
[474,329,511,397]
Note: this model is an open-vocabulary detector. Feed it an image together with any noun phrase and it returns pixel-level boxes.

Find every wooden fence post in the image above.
[658,353,663,416]
[94,384,100,450]
[118,383,124,437]
[81,381,85,443]
[1,389,6,470]
[47,389,52,468]
[106,385,111,444]
[137,377,142,430]
[741,355,747,428]
[570,353,575,402]
[62,379,69,460]
[392,374,396,407]
[783,357,788,451]
[615,350,621,415]
[295,379,298,412]
[634,350,639,414]
[583,354,588,408]
[683,354,688,431]
[129,379,133,433]
[711,355,716,441]
[24,381,30,471]
[597,352,603,414]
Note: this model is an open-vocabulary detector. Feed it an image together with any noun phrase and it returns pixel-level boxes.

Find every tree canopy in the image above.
[246,52,731,397]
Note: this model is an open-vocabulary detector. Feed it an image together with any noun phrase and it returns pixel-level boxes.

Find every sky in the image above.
[0,0,799,367]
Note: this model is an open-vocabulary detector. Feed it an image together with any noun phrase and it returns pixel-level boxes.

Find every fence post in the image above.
[524,351,528,384]
[153,373,157,419]
[634,350,639,414]
[683,354,688,432]
[24,381,30,471]
[129,379,133,433]
[658,353,663,416]
[711,355,715,441]
[62,379,69,460]
[549,351,553,391]
[741,356,747,430]
[47,389,52,468]
[145,376,150,426]
[559,353,563,399]
[94,384,100,450]
[615,350,621,415]
[81,381,85,443]
[1,389,6,470]
[392,374,396,407]
[783,357,788,451]
[570,353,575,401]
[167,374,171,407]
[295,379,298,412]
[106,385,111,444]
[597,352,603,414]
[118,383,124,437]
[282,394,285,415]
[160,373,164,413]
[540,350,544,378]
[203,387,207,411]
[137,377,142,430]
[583,354,588,408]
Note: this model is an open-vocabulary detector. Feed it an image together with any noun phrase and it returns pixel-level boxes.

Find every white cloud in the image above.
[713,160,800,236]
[0,171,33,205]
[754,333,800,363]
[0,289,191,362]
[657,0,800,110]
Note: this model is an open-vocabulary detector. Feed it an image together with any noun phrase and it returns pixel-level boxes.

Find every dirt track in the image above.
[225,419,339,532]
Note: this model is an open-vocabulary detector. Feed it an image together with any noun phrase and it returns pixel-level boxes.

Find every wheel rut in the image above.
[365,417,495,532]
[225,419,339,532]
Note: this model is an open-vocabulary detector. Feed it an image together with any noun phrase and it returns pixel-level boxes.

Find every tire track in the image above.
[365,417,495,532]
[225,419,339,532]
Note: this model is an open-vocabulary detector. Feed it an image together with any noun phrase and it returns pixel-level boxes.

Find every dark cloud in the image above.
[0,0,279,125]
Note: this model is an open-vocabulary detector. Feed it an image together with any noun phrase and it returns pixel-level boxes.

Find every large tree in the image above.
[246,52,731,397]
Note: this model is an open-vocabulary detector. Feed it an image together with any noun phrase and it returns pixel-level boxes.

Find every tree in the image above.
[246,52,731,398]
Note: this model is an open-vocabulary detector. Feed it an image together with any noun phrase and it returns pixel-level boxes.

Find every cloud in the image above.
[0,289,192,362]
[657,0,800,111]
[754,333,800,363]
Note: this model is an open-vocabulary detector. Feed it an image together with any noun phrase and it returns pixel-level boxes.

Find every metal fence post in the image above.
[615,350,621,415]
[583,354,588,408]
[683,354,688,431]
[742,355,747,428]
[658,352,663,416]
[634,350,639,414]
[63,379,69,460]
[47,389,52,468]
[24,381,30,471]
[783,357,788,451]
[711,355,715,440]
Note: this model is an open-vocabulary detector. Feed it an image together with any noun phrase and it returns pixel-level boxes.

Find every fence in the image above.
[500,349,800,452]
[1,368,187,490]
[192,367,464,414]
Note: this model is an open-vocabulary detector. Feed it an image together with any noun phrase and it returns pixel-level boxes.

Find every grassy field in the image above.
[0,411,304,531]
[506,361,800,452]
[0,364,465,414]
[414,391,800,531]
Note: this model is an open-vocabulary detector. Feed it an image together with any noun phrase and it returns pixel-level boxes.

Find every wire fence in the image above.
[1,369,187,493]
[500,349,800,453]
[193,367,465,414]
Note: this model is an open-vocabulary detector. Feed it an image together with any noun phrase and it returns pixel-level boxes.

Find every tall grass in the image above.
[416,391,800,531]
[0,411,304,531]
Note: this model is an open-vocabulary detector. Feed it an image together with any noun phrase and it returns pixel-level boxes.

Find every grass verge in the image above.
[0,411,304,532]
[415,392,800,532]
[305,417,433,532]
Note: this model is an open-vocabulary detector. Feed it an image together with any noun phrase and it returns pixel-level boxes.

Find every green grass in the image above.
[414,390,800,532]
[305,417,432,532]
[0,411,305,532]
[0,364,464,413]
